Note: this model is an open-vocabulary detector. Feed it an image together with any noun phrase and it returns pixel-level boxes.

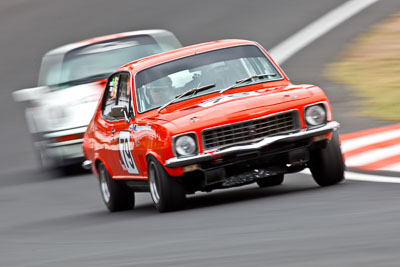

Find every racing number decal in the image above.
[118,131,139,174]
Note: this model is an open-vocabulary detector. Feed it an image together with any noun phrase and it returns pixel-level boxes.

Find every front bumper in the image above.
[35,127,87,167]
[45,142,84,160]
[165,121,340,168]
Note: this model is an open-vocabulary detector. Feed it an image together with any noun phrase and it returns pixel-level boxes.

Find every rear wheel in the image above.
[147,156,186,212]
[256,174,284,188]
[309,131,345,186]
[98,163,135,212]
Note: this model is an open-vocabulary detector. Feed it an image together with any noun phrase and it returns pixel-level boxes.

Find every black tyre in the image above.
[147,156,186,212]
[256,174,284,188]
[98,163,135,212]
[309,131,345,186]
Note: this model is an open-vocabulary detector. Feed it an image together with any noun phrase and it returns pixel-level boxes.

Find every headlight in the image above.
[175,134,198,157]
[305,104,326,127]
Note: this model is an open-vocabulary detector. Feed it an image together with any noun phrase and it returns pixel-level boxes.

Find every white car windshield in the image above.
[39,35,165,88]
[135,45,283,113]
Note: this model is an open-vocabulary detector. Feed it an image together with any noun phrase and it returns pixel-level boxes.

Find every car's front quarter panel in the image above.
[132,120,183,177]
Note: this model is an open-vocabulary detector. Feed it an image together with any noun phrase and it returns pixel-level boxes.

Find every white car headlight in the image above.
[305,105,326,127]
[175,134,197,157]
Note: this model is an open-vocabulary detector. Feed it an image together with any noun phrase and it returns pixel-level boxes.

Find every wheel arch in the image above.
[93,155,115,178]
[145,151,184,177]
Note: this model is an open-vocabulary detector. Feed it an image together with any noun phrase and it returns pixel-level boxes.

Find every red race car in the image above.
[83,39,345,213]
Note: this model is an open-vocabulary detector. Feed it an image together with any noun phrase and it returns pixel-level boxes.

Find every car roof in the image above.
[44,29,176,56]
[119,39,264,73]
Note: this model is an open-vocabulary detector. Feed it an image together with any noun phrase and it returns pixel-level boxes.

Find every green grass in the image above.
[325,13,400,121]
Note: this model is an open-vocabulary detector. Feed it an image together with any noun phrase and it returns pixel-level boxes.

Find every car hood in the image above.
[28,81,105,133]
[147,84,315,133]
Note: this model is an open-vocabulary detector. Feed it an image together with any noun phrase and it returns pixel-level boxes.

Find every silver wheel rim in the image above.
[149,164,160,204]
[100,169,111,204]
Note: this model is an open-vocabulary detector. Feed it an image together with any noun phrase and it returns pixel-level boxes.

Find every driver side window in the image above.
[116,73,132,116]
[102,72,132,121]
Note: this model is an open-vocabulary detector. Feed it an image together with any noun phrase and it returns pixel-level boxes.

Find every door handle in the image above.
[111,128,116,134]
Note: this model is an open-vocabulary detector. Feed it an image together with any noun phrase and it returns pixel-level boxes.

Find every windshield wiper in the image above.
[49,73,111,88]
[219,73,277,94]
[158,83,216,112]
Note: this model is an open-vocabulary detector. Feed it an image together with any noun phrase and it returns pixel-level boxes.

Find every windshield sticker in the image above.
[118,131,139,174]
[199,92,260,108]
[109,76,119,98]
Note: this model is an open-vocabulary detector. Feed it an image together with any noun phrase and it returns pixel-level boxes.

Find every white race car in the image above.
[13,29,182,172]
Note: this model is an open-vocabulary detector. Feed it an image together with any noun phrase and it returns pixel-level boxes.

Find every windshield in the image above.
[39,35,165,88]
[135,45,283,113]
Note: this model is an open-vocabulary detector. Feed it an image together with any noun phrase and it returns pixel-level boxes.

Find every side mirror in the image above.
[111,105,130,123]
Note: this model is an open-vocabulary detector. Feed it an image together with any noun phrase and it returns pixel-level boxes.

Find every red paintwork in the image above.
[83,39,332,180]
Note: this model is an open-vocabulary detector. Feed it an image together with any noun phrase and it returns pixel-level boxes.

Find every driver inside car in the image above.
[143,77,173,110]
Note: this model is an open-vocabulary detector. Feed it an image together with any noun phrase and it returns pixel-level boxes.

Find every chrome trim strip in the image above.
[82,160,92,170]
[46,139,83,148]
[165,121,339,168]
[44,127,87,139]
[165,154,214,168]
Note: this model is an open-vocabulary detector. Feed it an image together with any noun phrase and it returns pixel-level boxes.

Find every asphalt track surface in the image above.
[1,0,400,266]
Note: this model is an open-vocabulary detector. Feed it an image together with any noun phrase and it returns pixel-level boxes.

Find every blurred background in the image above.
[1,0,400,266]
[1,0,398,175]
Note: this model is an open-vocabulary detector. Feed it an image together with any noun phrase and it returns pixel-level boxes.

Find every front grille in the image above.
[202,111,300,150]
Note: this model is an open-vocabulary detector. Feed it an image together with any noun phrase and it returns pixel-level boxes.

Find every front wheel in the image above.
[147,156,186,212]
[98,163,135,212]
[309,131,345,186]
